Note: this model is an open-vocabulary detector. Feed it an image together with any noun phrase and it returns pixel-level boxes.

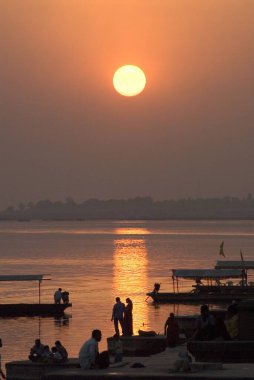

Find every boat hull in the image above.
[0,303,72,317]
[146,291,254,303]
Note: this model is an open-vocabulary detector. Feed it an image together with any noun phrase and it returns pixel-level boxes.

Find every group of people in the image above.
[25,298,242,376]
[191,303,239,341]
[111,297,133,337]
[29,339,68,363]
[25,297,239,373]
[54,288,70,304]
[78,296,134,369]
[163,302,239,349]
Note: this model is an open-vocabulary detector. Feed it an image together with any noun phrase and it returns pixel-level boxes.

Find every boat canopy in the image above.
[0,275,50,282]
[172,269,242,279]
[215,261,254,270]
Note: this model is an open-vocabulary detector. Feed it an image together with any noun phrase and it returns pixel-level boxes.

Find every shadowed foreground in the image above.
[6,346,254,380]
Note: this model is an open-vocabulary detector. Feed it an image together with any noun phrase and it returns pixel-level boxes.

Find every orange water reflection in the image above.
[114,228,150,235]
[113,229,149,334]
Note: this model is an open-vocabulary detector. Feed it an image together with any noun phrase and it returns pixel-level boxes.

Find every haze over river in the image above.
[0,219,254,365]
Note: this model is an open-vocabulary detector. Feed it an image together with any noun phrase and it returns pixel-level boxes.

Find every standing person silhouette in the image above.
[0,339,6,379]
[54,288,62,304]
[164,313,180,347]
[111,297,125,336]
[124,298,133,336]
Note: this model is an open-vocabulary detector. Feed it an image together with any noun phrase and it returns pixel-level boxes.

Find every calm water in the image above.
[0,219,254,365]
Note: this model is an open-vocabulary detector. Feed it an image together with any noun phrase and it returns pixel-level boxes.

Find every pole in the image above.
[39,280,41,304]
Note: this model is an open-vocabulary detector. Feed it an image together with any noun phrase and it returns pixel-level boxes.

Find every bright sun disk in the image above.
[113,65,146,97]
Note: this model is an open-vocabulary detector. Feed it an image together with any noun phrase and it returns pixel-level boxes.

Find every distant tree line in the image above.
[1,194,254,220]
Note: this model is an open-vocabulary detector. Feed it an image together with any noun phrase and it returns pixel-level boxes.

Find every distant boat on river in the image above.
[0,275,71,317]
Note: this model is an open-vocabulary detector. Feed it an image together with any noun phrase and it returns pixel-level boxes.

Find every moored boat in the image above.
[0,275,72,317]
[147,264,254,303]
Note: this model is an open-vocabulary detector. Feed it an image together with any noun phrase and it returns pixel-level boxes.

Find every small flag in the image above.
[219,241,225,257]
[240,249,247,280]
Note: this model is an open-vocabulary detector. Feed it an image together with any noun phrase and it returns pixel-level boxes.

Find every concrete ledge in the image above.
[188,340,254,363]
[107,335,167,356]
[6,358,80,380]
[190,362,223,372]
[41,368,254,380]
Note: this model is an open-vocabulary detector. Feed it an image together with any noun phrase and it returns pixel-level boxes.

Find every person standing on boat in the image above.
[111,297,125,336]
[124,298,133,336]
[54,288,62,304]
[61,291,69,304]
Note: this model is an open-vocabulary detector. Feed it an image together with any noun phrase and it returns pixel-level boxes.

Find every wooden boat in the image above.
[147,263,254,303]
[0,275,72,317]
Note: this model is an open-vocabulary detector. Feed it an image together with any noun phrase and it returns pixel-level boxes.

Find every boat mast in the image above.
[39,280,41,304]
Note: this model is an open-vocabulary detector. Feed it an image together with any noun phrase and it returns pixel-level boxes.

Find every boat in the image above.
[146,264,254,303]
[0,275,72,316]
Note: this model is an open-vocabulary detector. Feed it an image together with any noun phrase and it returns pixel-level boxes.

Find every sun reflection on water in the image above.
[114,228,150,235]
[113,228,149,334]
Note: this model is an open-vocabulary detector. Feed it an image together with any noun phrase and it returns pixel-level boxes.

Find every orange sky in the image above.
[1,0,254,207]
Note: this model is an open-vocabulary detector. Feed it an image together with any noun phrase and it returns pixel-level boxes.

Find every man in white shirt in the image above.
[79,330,109,370]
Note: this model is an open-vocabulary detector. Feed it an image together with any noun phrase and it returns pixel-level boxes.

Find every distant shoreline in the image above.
[1,196,254,221]
[1,217,254,222]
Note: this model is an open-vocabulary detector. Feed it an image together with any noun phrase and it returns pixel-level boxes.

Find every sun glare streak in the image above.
[113,237,148,333]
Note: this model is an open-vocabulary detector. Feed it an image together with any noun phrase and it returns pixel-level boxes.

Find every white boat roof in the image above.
[0,275,50,282]
[172,269,242,279]
[215,261,254,269]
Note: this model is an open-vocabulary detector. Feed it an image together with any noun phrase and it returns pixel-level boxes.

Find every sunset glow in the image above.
[113,65,146,97]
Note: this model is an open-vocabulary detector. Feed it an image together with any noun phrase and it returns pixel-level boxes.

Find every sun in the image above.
[113,65,146,97]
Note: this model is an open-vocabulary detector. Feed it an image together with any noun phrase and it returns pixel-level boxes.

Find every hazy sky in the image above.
[1,0,254,209]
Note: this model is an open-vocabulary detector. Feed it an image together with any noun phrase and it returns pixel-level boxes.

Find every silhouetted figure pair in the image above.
[111,297,133,336]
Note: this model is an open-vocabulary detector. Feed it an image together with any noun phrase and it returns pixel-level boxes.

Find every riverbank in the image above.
[7,345,254,380]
